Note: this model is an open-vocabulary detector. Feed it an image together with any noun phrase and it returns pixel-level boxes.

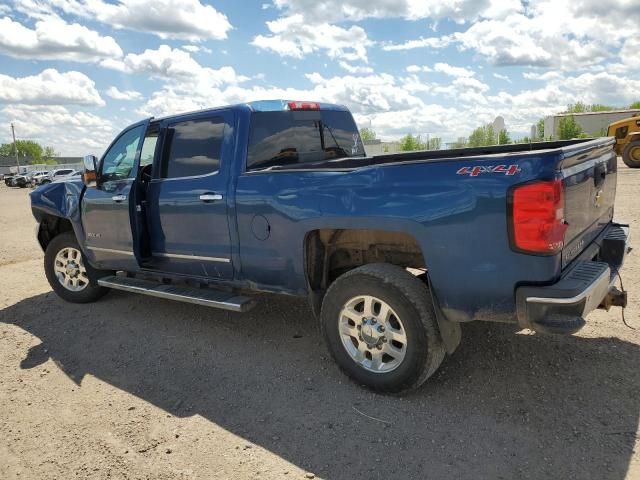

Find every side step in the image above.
[97,275,256,312]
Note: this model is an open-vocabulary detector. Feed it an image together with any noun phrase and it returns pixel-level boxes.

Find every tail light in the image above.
[288,101,320,110]
[510,179,568,254]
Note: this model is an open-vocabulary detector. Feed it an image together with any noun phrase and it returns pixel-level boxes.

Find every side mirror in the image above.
[83,154,98,187]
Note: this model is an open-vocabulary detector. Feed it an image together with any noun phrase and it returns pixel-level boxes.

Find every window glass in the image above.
[100,125,144,181]
[140,126,159,167]
[162,117,224,178]
[247,110,364,170]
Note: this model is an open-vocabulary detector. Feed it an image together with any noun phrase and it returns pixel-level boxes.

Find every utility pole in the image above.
[10,123,20,173]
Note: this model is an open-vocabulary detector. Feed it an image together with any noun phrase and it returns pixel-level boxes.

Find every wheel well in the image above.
[304,229,426,292]
[36,213,74,250]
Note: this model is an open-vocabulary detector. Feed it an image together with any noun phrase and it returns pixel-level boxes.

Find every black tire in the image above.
[622,140,640,168]
[44,232,111,303]
[320,263,445,393]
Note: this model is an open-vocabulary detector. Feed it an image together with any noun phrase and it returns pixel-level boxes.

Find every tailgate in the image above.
[560,139,617,268]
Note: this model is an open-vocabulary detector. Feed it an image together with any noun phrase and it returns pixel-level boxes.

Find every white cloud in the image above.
[271,0,522,22]
[0,68,104,106]
[380,0,640,70]
[105,86,142,101]
[433,62,475,78]
[251,14,371,62]
[493,73,512,83]
[405,65,433,73]
[103,45,247,88]
[338,61,373,74]
[30,0,232,42]
[0,16,122,63]
[182,44,212,54]
[382,36,453,51]
[1,104,115,156]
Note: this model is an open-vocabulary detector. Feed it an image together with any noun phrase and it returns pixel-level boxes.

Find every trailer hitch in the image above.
[598,286,627,311]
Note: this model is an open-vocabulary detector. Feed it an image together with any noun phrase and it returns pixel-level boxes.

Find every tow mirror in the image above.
[83,154,98,187]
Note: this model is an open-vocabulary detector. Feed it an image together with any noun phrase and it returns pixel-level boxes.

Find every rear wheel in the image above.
[44,232,111,303]
[320,263,445,393]
[622,140,640,168]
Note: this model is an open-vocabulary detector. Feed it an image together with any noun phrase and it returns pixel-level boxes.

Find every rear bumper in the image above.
[515,222,630,334]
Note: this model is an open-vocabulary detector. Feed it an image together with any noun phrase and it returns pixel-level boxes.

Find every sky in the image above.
[0,0,639,156]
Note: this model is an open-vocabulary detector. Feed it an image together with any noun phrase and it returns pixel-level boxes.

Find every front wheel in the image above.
[44,232,111,303]
[622,140,640,168]
[320,263,445,393]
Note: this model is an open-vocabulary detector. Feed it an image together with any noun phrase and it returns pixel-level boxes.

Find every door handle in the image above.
[112,194,127,202]
[199,193,223,202]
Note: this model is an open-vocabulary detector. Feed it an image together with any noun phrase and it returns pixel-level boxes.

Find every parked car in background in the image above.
[4,174,15,186]
[40,169,77,184]
[51,171,82,183]
[31,171,50,186]
[12,173,31,188]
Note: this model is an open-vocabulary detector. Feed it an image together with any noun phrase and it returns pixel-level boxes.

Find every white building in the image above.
[544,109,640,139]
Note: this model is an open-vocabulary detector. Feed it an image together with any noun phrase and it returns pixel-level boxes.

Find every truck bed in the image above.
[260,138,599,171]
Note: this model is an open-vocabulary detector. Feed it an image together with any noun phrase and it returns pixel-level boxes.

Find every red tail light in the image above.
[510,179,568,254]
[288,101,320,110]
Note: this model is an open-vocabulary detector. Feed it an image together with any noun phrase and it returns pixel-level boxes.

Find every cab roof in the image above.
[151,99,349,123]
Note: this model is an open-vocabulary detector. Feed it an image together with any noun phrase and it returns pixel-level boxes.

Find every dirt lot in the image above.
[1,165,640,480]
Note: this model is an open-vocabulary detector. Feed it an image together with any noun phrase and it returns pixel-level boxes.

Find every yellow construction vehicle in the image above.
[608,115,640,167]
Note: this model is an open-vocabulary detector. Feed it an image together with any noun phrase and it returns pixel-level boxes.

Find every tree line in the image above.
[0,140,59,164]
[359,100,640,151]
[360,127,442,152]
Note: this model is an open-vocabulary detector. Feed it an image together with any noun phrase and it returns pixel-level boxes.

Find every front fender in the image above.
[30,180,86,249]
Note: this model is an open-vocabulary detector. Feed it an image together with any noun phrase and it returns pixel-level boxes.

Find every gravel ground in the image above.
[1,164,639,480]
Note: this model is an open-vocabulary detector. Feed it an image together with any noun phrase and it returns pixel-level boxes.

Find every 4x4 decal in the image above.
[456,165,521,177]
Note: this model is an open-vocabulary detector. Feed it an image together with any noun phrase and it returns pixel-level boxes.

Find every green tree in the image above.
[0,140,44,162]
[449,137,468,149]
[42,147,60,162]
[557,115,584,139]
[564,102,616,114]
[359,128,377,142]
[399,133,423,151]
[590,104,616,112]
[468,124,498,147]
[536,118,545,139]
[565,101,587,114]
[427,137,442,150]
[630,101,640,109]
[467,127,485,147]
[498,129,511,145]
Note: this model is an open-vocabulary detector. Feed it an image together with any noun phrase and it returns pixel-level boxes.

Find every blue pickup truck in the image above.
[30,100,629,392]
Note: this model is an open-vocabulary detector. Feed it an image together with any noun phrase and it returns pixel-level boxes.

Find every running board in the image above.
[97,275,255,312]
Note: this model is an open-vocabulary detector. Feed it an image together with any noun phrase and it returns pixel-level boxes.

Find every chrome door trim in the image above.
[152,252,231,263]
[86,246,135,256]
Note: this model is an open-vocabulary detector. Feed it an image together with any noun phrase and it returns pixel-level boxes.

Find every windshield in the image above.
[247,110,364,171]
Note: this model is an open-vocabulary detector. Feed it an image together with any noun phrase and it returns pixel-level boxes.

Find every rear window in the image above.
[247,110,364,171]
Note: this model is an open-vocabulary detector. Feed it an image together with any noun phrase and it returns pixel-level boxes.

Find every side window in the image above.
[100,125,144,181]
[139,125,159,168]
[161,117,224,179]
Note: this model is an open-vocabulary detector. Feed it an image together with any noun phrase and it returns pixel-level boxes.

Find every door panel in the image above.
[145,112,234,279]
[82,122,147,270]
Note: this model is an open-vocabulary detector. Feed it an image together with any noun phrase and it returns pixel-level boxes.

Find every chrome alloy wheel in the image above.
[338,295,408,373]
[54,247,89,292]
